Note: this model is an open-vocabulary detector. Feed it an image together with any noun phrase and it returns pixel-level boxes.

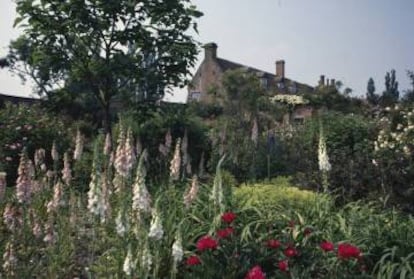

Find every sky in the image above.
[1,0,414,102]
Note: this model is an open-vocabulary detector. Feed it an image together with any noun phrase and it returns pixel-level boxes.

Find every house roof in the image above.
[215,58,314,94]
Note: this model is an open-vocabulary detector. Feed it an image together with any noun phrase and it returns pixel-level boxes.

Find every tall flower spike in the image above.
[184,175,199,208]
[211,155,226,213]
[0,172,6,201]
[73,129,83,161]
[141,242,153,272]
[148,208,164,240]
[62,152,72,186]
[16,151,32,204]
[170,138,181,181]
[318,123,331,172]
[3,204,23,232]
[104,133,112,156]
[172,231,184,263]
[124,128,136,174]
[115,208,128,236]
[165,129,172,151]
[2,242,17,276]
[46,181,64,214]
[34,148,46,168]
[251,118,258,146]
[132,150,152,214]
[51,141,59,162]
[181,129,189,166]
[123,245,135,276]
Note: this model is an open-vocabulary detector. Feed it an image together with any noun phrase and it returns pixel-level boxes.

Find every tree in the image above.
[381,69,399,106]
[7,0,202,132]
[366,77,379,105]
[402,70,414,104]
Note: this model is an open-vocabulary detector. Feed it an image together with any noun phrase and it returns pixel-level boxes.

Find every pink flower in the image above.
[278,260,289,272]
[284,246,298,257]
[221,212,236,223]
[245,265,266,279]
[337,243,361,259]
[196,235,218,251]
[186,255,201,266]
[320,241,334,252]
[217,227,234,239]
[266,239,281,249]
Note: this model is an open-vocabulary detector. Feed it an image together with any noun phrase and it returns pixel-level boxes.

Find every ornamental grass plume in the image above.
[132,150,152,214]
[16,151,33,204]
[183,175,199,208]
[148,208,164,240]
[0,172,6,200]
[2,241,17,276]
[73,129,83,161]
[170,138,181,181]
[62,152,72,186]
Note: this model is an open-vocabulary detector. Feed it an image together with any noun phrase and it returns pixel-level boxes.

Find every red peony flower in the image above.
[186,255,201,266]
[337,243,361,259]
[196,235,218,251]
[284,246,298,257]
[245,265,266,279]
[217,227,234,239]
[304,227,312,237]
[221,212,236,223]
[278,260,289,272]
[266,239,281,249]
[320,241,334,252]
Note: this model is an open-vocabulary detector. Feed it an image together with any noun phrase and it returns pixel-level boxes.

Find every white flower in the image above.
[184,175,199,208]
[210,156,225,213]
[318,126,331,172]
[51,141,59,161]
[73,130,84,161]
[172,232,184,263]
[132,151,152,214]
[16,152,32,204]
[170,139,181,181]
[115,210,127,236]
[47,181,64,213]
[148,209,163,240]
[141,244,152,272]
[123,246,135,276]
[62,152,72,185]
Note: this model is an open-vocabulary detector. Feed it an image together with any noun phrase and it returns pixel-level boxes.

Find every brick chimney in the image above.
[204,42,217,60]
[276,60,285,78]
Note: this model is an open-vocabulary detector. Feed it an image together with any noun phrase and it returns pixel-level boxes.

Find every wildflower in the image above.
[196,235,218,251]
[141,244,152,272]
[104,133,112,156]
[3,204,23,231]
[51,141,59,162]
[124,128,136,173]
[2,242,17,276]
[170,138,181,181]
[267,239,281,249]
[34,148,46,168]
[123,246,135,276]
[245,265,266,279]
[183,175,199,208]
[132,151,152,214]
[284,246,298,257]
[43,222,57,245]
[87,158,108,223]
[0,172,6,200]
[318,124,331,172]
[320,241,334,252]
[337,243,361,259]
[115,209,128,236]
[251,118,258,145]
[46,181,64,213]
[278,260,289,272]
[186,255,201,266]
[62,152,72,185]
[16,152,32,204]
[73,130,83,160]
[148,208,164,240]
[172,232,184,263]
[217,227,234,239]
[114,128,136,177]
[221,211,236,224]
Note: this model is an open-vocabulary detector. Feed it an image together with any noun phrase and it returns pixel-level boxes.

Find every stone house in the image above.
[187,42,315,123]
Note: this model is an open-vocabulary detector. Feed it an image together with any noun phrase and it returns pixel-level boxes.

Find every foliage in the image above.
[366,77,379,106]
[7,0,202,131]
[401,70,414,104]
[0,103,70,185]
[380,69,400,107]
